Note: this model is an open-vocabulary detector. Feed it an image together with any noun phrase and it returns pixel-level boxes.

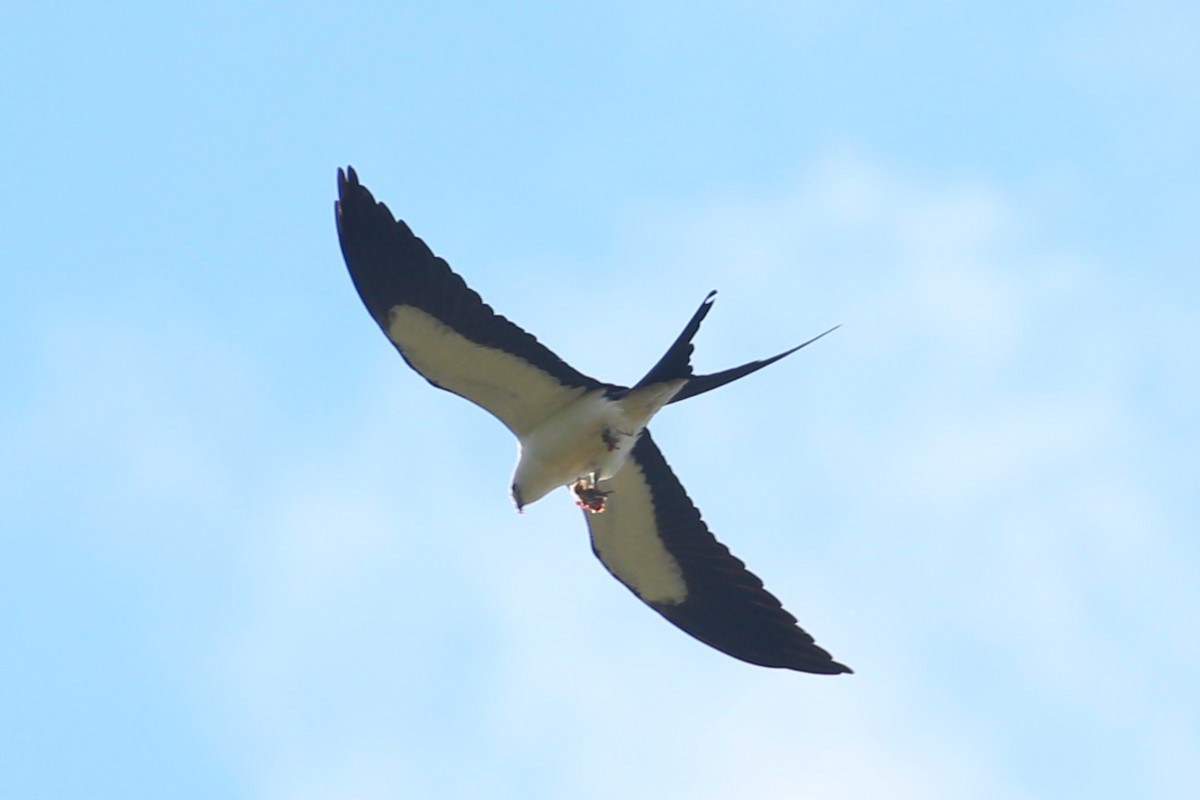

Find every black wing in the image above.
[585,431,850,674]
[335,166,605,435]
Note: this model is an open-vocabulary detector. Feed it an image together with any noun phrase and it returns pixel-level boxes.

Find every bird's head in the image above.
[510,456,559,514]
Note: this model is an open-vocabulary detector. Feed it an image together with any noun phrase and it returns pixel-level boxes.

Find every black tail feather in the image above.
[631,291,717,391]
[668,325,840,404]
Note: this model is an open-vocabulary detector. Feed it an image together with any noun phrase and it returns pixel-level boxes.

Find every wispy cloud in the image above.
[7,150,1194,799]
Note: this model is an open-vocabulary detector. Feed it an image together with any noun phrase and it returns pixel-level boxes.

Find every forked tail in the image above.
[631,290,838,402]
[669,324,839,404]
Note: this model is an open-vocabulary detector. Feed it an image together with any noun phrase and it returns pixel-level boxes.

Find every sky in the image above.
[2,2,1198,798]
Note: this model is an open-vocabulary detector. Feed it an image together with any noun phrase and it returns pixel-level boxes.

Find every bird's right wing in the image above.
[335,167,605,436]
[584,431,850,674]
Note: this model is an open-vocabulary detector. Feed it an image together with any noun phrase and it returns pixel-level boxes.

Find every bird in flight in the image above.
[335,167,850,675]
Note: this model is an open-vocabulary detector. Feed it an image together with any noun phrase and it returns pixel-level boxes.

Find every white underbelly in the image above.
[512,381,686,507]
[521,393,633,484]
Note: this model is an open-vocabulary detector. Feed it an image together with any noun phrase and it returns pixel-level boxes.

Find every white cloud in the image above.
[571,150,1199,797]
[13,152,1192,800]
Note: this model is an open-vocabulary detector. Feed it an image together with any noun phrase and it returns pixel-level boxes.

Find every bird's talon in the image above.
[571,479,610,513]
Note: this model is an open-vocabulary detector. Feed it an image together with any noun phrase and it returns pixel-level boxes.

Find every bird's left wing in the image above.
[585,431,850,674]
[335,167,605,436]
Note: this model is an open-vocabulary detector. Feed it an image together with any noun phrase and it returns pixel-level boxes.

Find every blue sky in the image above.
[2,2,1198,798]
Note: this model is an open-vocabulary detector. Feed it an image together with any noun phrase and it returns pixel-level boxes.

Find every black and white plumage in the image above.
[335,167,850,675]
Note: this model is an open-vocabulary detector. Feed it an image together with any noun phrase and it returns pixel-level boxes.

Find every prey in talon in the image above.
[571,478,610,514]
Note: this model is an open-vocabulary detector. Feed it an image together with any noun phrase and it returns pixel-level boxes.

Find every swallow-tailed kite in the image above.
[335,167,850,675]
